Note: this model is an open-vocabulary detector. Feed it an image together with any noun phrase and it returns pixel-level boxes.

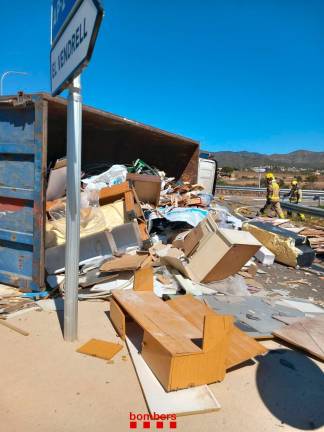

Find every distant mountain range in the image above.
[208,150,324,170]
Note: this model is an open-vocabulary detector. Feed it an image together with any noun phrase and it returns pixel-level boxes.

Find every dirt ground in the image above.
[1,301,324,432]
[257,262,324,304]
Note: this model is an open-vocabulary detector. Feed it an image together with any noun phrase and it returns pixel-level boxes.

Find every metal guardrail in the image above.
[216,185,324,198]
[215,185,324,217]
[280,201,324,218]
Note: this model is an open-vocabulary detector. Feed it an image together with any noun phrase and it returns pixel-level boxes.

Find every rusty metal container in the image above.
[0,93,199,290]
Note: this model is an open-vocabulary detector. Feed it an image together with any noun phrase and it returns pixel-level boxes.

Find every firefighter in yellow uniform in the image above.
[284,180,305,221]
[259,173,285,219]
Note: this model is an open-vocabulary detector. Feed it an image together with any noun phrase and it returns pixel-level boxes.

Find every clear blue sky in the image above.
[1,0,324,154]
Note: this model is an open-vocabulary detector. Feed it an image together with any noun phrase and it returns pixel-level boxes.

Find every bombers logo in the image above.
[129,412,177,429]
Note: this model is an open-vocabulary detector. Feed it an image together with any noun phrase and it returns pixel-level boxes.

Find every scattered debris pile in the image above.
[0,285,41,319]
[298,228,324,254]
[2,157,324,417]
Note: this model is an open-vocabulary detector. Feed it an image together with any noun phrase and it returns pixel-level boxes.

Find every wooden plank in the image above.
[112,290,201,354]
[124,190,136,219]
[202,314,233,352]
[167,295,212,329]
[99,182,130,205]
[138,220,150,241]
[126,333,221,415]
[273,316,324,361]
[134,266,154,291]
[226,327,267,369]
[0,319,29,336]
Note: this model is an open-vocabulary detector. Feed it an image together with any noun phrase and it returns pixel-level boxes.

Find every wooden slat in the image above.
[98,181,130,205]
[124,190,136,219]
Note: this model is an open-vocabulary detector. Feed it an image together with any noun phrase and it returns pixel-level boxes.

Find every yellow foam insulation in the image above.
[242,223,300,267]
[45,199,125,248]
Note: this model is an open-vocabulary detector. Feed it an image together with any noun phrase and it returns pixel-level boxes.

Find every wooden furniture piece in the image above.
[110,271,266,391]
[99,181,150,243]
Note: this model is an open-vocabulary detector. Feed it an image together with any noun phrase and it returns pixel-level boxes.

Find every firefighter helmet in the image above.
[265,172,274,180]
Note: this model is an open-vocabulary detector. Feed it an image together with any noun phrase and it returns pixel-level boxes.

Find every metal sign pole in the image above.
[64,74,82,341]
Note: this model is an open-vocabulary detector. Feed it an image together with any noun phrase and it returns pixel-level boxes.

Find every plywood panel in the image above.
[126,335,221,415]
[273,316,324,361]
[141,331,173,390]
[110,298,126,339]
[167,295,267,368]
[133,266,154,291]
[226,327,267,369]
[77,339,122,360]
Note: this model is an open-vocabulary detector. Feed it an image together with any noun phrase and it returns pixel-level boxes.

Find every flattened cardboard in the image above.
[100,254,149,273]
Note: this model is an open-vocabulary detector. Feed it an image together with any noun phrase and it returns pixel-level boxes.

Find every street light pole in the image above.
[0,71,28,95]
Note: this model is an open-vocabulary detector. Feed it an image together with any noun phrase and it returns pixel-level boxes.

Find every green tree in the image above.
[305,174,317,183]
[221,166,235,175]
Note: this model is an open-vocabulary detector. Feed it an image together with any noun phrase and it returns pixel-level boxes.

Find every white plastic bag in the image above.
[82,164,127,190]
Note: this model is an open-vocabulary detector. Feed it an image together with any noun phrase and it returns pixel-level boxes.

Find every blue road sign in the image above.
[50,0,104,95]
[51,0,82,44]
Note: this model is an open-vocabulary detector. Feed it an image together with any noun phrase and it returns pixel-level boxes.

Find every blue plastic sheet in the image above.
[152,207,209,227]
